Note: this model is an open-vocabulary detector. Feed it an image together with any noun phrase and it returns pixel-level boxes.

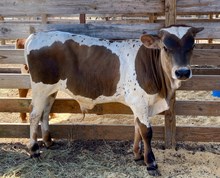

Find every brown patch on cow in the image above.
[27,40,120,99]
[135,45,167,98]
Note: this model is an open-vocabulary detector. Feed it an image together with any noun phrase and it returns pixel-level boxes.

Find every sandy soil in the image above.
[0,89,220,178]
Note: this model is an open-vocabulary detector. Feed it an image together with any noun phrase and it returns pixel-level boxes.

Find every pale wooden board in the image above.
[1,47,220,65]
[0,0,164,16]
[1,74,220,90]
[0,23,163,39]
[0,123,220,142]
[1,98,220,116]
[177,0,220,14]
[0,22,219,40]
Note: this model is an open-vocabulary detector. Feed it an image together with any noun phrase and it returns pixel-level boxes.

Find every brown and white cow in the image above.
[24,25,203,176]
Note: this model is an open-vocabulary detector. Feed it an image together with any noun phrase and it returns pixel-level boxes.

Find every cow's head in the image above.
[141,25,204,81]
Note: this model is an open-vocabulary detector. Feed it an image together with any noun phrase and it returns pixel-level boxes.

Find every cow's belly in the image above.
[58,79,125,112]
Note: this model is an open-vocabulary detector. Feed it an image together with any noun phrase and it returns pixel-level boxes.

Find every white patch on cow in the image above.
[160,26,191,39]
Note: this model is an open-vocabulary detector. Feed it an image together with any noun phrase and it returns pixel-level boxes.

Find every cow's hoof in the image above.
[29,143,40,158]
[30,152,41,158]
[44,140,53,148]
[134,155,145,166]
[147,165,161,177]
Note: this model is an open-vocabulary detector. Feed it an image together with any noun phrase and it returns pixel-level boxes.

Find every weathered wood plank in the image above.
[175,101,220,116]
[0,49,25,64]
[192,68,220,75]
[1,98,220,116]
[177,0,220,14]
[0,74,30,89]
[180,75,220,90]
[0,123,164,140]
[0,23,163,40]
[177,22,220,39]
[0,67,21,73]
[0,123,219,142]
[192,49,220,66]
[0,0,164,16]
[176,126,220,142]
[1,48,220,66]
[0,21,220,39]
[1,74,220,90]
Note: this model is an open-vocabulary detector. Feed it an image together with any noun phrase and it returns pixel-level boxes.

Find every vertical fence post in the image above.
[164,0,177,149]
[80,14,86,24]
[0,16,6,45]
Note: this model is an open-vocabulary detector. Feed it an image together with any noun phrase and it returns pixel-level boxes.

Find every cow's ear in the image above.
[140,34,160,49]
[191,27,204,36]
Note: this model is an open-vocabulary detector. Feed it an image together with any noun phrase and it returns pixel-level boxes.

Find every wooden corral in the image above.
[0,0,220,148]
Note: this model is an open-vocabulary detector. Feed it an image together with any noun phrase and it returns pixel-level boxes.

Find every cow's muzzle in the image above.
[175,67,192,80]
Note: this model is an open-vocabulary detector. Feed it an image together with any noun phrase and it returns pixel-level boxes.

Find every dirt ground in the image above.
[0,89,220,178]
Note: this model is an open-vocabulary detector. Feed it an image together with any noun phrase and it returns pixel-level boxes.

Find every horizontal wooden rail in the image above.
[0,49,24,64]
[177,0,220,14]
[1,98,220,116]
[0,0,164,16]
[0,0,219,16]
[0,74,30,89]
[180,75,220,90]
[1,47,220,65]
[1,22,220,39]
[1,74,220,90]
[0,123,219,142]
[0,67,21,73]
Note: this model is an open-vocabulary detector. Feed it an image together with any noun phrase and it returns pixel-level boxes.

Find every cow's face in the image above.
[141,26,204,81]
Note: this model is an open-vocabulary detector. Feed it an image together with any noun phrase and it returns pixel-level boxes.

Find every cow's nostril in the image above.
[175,68,191,80]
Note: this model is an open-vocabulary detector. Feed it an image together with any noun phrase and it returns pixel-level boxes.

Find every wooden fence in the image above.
[0,0,220,148]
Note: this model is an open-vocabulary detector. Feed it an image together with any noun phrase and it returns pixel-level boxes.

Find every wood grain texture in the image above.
[0,74,30,89]
[0,49,25,64]
[1,74,220,90]
[177,0,220,14]
[0,23,163,39]
[1,47,220,66]
[0,0,164,16]
[1,98,220,116]
[0,123,219,142]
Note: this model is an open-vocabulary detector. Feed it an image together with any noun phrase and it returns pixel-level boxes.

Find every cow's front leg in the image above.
[135,117,160,176]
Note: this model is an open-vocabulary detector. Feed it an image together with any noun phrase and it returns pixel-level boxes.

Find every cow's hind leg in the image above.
[40,92,57,148]
[28,97,47,157]
[135,117,160,176]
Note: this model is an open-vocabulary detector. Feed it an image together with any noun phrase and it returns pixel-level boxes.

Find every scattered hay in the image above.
[0,140,220,178]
